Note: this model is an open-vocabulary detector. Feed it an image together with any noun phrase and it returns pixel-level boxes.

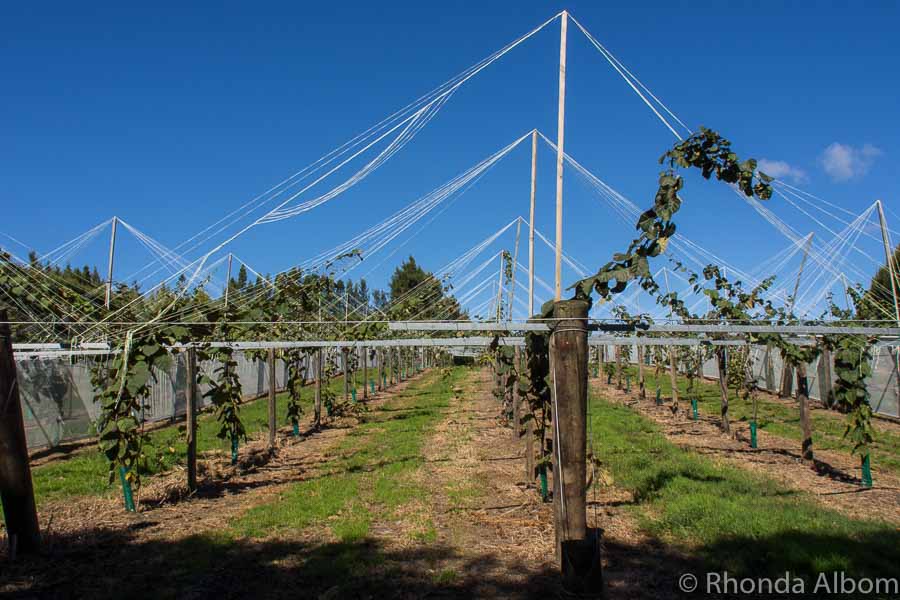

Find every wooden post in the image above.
[717,349,730,434]
[0,310,41,554]
[362,346,368,400]
[554,11,568,301]
[378,350,384,391]
[267,349,277,449]
[185,347,198,493]
[549,299,601,590]
[525,410,535,484]
[387,349,393,385]
[779,362,794,398]
[819,348,834,407]
[797,361,813,462]
[513,346,521,440]
[637,345,646,399]
[342,348,349,402]
[764,345,776,390]
[614,346,623,389]
[314,349,322,426]
[668,348,679,409]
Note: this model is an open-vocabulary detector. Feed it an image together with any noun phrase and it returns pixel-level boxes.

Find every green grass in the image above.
[28,374,357,507]
[616,365,900,476]
[589,392,900,580]
[230,367,465,543]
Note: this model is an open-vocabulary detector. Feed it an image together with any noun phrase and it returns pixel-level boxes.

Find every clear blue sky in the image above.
[3,1,898,317]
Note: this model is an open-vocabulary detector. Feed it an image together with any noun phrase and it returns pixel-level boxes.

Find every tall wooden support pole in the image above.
[797,361,813,462]
[104,216,118,309]
[224,252,233,310]
[528,130,537,316]
[554,12,568,301]
[267,349,277,449]
[185,347,198,493]
[0,311,41,554]
[362,346,368,400]
[549,299,600,589]
[314,349,322,426]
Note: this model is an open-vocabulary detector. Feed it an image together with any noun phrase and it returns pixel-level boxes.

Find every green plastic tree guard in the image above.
[119,466,136,512]
[750,421,758,448]
[539,465,549,502]
[691,398,698,421]
[231,436,239,465]
[862,454,873,488]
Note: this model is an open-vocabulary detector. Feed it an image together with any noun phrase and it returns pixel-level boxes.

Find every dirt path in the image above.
[592,378,900,525]
[397,368,695,599]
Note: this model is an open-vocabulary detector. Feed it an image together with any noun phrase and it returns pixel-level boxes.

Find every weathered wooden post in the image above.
[387,348,392,386]
[362,345,368,400]
[818,348,834,407]
[377,349,384,391]
[186,347,198,493]
[0,311,41,555]
[716,348,730,433]
[314,348,322,426]
[637,345,646,399]
[668,347,679,409]
[549,299,601,590]
[614,346,623,389]
[797,361,813,462]
[342,347,349,402]
[267,349,277,449]
[513,346,521,439]
[779,361,794,398]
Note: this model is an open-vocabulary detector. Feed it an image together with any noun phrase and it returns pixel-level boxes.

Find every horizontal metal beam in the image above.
[647,324,900,336]
[388,321,548,332]
[589,337,815,347]
[387,321,900,336]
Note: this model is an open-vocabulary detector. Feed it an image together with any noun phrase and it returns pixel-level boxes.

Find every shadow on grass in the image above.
[1,526,564,600]
[6,522,897,599]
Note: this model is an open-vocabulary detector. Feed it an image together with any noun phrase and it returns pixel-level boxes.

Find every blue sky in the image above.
[3,1,898,318]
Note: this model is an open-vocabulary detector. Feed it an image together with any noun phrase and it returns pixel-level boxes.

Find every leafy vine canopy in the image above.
[570,127,773,304]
